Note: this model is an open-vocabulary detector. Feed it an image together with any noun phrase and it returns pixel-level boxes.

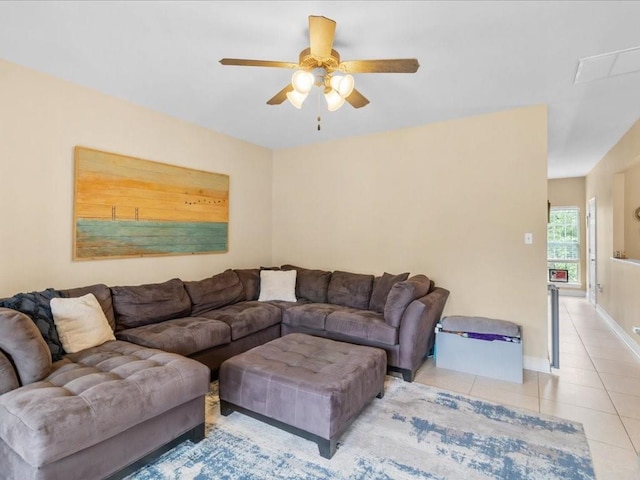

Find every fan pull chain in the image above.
[316,89,321,131]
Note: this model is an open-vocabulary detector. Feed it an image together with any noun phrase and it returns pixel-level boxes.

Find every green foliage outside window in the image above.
[547,207,580,283]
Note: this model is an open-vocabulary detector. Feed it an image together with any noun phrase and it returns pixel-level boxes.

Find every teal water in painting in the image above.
[76,219,228,258]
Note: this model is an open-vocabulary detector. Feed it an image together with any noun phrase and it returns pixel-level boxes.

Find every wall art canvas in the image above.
[74,147,228,260]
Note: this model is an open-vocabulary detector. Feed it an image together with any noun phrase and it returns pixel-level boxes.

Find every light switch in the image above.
[524,233,533,244]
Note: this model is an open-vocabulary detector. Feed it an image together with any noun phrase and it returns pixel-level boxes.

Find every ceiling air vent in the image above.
[574,45,640,84]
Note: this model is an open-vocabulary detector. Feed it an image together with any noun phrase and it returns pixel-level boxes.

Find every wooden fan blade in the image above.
[345,88,370,108]
[266,84,294,105]
[309,16,336,58]
[220,58,298,69]
[339,58,420,74]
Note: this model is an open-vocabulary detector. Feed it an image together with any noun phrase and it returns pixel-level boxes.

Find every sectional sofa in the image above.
[0,265,449,479]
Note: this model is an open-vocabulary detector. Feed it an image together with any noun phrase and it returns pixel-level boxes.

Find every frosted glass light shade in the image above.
[324,89,345,111]
[329,74,355,98]
[291,70,314,94]
[286,90,308,109]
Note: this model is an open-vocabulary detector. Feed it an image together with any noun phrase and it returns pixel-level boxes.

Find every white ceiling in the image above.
[1,1,640,178]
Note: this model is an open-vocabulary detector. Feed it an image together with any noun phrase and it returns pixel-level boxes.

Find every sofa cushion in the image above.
[115,316,231,355]
[61,284,115,330]
[281,265,332,303]
[368,272,410,313]
[235,268,260,301]
[0,350,19,395]
[282,303,346,331]
[0,308,52,385]
[384,274,431,328]
[111,278,192,329]
[0,340,209,468]
[258,270,297,302]
[0,289,65,361]
[325,308,398,346]
[50,294,116,354]
[199,301,281,341]
[184,269,244,316]
[327,271,374,309]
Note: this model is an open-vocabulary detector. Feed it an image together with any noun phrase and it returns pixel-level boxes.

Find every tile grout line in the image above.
[564,298,639,455]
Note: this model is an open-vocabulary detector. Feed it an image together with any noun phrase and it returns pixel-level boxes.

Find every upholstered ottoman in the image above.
[218,333,386,459]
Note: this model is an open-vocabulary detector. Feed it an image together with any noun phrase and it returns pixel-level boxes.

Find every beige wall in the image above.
[548,177,587,290]
[0,59,273,297]
[586,117,640,347]
[272,106,550,369]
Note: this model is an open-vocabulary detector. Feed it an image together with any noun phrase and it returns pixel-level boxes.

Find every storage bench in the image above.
[435,316,523,383]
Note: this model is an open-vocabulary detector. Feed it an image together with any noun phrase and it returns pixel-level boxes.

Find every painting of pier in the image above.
[74,147,229,260]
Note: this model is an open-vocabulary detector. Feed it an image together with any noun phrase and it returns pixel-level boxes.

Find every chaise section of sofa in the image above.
[0,308,210,480]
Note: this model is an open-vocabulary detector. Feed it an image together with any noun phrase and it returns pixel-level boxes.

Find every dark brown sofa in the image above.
[0,265,448,479]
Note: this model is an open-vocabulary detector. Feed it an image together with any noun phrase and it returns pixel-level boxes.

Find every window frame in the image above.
[547,206,581,285]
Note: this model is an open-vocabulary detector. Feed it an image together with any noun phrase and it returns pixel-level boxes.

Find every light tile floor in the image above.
[414,296,640,479]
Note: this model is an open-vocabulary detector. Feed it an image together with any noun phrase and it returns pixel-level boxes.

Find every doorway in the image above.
[587,197,597,305]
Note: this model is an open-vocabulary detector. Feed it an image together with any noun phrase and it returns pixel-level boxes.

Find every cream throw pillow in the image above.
[258,270,297,302]
[50,293,115,353]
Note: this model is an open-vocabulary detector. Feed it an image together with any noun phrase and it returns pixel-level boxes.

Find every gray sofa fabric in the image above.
[281,265,332,303]
[199,301,281,341]
[327,270,374,309]
[115,316,231,356]
[111,278,192,329]
[184,269,244,316]
[0,351,19,395]
[0,340,209,470]
[234,268,260,301]
[219,333,386,440]
[384,274,431,327]
[369,272,410,313]
[0,289,65,361]
[325,308,398,346]
[282,303,343,330]
[0,308,52,386]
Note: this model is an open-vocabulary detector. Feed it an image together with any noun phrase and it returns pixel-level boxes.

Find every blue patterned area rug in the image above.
[126,376,594,480]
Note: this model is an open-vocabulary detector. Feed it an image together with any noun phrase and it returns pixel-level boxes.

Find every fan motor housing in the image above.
[299,47,341,72]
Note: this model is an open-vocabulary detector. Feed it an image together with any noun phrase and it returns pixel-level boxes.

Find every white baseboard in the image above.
[596,305,640,361]
[524,355,551,373]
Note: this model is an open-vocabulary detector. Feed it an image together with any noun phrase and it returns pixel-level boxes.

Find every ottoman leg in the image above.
[318,437,338,459]
[377,386,385,399]
[220,400,234,416]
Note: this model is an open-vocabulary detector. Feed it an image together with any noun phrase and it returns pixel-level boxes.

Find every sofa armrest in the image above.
[0,349,20,395]
[397,287,450,375]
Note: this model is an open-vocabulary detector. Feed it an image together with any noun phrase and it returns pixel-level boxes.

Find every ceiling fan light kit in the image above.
[219,15,419,112]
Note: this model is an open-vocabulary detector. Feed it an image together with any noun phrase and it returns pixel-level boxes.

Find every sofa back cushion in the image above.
[0,288,66,361]
[111,278,192,329]
[281,265,332,303]
[383,274,431,328]
[0,350,19,395]
[61,283,115,331]
[0,308,52,386]
[234,268,260,301]
[368,272,410,313]
[184,269,245,316]
[327,271,374,309]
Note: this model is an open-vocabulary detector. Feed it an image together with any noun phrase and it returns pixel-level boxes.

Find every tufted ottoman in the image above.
[218,333,386,458]
[0,340,210,480]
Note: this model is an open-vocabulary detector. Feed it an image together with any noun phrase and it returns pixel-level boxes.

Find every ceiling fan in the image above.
[219,15,420,111]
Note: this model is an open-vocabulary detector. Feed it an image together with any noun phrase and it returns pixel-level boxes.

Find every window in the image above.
[547,207,580,283]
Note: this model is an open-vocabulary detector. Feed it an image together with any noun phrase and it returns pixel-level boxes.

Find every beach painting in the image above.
[74,147,229,260]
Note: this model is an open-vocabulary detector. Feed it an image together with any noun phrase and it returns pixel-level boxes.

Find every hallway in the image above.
[415,296,640,479]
